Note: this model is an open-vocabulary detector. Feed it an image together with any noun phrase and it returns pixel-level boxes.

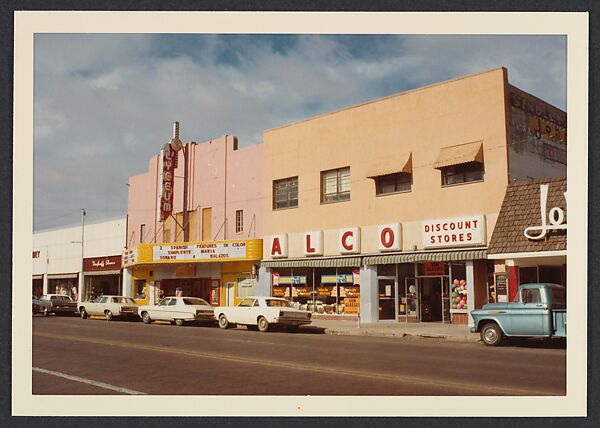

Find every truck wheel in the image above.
[105,310,114,321]
[80,307,88,319]
[257,316,270,332]
[175,319,184,327]
[480,322,503,346]
[218,314,230,329]
[142,312,152,324]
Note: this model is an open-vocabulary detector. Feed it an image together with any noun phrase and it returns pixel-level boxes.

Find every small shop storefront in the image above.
[82,255,122,301]
[362,251,491,325]
[122,239,263,306]
[46,274,79,300]
[267,260,361,316]
[487,177,567,301]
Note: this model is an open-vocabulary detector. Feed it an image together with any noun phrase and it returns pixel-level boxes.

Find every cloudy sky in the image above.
[33,34,566,231]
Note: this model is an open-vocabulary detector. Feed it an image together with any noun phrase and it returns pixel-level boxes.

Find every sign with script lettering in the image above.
[159,143,176,221]
[152,241,247,262]
[524,184,567,240]
[84,255,122,272]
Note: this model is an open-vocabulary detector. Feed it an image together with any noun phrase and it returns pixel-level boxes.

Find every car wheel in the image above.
[175,319,184,327]
[80,307,88,319]
[218,314,229,329]
[286,325,300,333]
[257,316,270,332]
[480,322,503,346]
[142,312,152,324]
[105,310,114,321]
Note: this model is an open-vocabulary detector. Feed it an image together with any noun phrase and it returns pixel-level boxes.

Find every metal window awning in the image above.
[433,141,483,169]
[262,257,362,268]
[367,152,412,178]
[46,273,78,280]
[362,249,487,265]
[83,270,121,276]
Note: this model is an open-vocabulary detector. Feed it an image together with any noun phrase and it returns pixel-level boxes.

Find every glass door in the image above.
[378,277,396,321]
[404,277,419,322]
[441,276,451,324]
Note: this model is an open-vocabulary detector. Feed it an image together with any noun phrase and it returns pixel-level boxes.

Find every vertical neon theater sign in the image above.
[159,122,184,221]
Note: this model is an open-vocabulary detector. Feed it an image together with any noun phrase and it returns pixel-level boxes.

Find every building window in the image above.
[321,167,350,203]
[375,172,412,195]
[236,210,244,233]
[273,176,298,210]
[441,162,484,186]
[140,224,146,243]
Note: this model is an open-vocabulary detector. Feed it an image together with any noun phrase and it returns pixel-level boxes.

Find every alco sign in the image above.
[153,242,247,261]
[159,143,176,221]
[422,215,485,248]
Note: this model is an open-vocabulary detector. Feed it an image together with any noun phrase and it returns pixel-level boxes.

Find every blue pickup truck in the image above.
[470,283,566,346]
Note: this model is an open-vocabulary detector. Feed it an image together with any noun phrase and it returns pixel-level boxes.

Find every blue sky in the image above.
[33,34,566,230]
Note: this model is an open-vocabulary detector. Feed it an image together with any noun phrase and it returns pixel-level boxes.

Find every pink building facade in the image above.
[123,134,264,307]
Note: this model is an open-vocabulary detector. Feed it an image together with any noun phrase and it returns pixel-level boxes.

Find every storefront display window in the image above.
[48,278,78,300]
[134,279,147,299]
[236,277,255,299]
[449,263,468,313]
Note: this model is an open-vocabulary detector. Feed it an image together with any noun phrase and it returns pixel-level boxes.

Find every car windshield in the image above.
[265,299,294,308]
[183,298,209,306]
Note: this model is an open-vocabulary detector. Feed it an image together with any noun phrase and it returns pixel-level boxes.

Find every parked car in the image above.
[38,294,78,316]
[79,295,139,321]
[32,295,51,314]
[470,283,566,346]
[138,296,215,326]
[215,296,312,332]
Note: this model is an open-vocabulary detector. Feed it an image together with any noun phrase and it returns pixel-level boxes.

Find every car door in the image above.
[150,298,171,320]
[510,288,546,335]
[233,298,255,324]
[89,297,105,315]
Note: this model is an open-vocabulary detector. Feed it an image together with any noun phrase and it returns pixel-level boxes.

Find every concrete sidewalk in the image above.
[308,318,481,343]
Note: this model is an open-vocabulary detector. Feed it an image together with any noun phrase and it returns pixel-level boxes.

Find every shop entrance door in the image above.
[417,276,451,323]
[225,281,235,306]
[404,277,419,322]
[378,278,396,321]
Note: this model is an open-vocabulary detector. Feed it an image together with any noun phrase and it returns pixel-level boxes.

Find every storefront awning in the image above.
[362,249,487,265]
[46,273,78,280]
[83,270,121,276]
[433,141,483,169]
[367,152,412,178]
[262,257,362,268]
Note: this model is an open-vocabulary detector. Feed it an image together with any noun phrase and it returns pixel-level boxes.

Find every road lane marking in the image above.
[33,367,147,395]
[34,332,561,396]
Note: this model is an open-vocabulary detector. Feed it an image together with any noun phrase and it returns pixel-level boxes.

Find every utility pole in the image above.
[80,208,86,303]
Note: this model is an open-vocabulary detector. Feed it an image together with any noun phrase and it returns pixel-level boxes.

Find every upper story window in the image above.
[321,167,350,203]
[433,141,484,187]
[441,162,484,186]
[236,210,243,233]
[140,224,146,243]
[375,172,412,195]
[273,177,298,210]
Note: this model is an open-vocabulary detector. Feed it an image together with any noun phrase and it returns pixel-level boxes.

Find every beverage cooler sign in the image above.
[153,242,247,261]
[422,215,485,248]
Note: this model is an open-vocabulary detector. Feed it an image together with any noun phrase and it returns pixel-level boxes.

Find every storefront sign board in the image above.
[524,184,567,240]
[377,223,401,252]
[122,249,137,266]
[422,215,485,248]
[269,234,288,258]
[84,255,122,272]
[424,262,445,276]
[159,144,176,221]
[153,241,247,261]
[304,231,323,256]
[339,227,361,254]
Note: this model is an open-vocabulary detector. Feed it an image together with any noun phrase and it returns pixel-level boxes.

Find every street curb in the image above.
[322,328,480,343]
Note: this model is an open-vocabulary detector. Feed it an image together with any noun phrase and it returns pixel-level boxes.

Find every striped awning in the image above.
[46,273,78,280]
[362,249,487,265]
[83,270,121,276]
[433,141,483,169]
[367,152,412,178]
[262,257,362,268]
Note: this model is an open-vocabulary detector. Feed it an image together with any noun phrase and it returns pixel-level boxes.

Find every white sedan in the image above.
[79,295,139,321]
[215,296,312,332]
[138,296,215,326]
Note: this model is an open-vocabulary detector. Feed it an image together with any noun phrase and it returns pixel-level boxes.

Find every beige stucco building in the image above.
[257,67,566,325]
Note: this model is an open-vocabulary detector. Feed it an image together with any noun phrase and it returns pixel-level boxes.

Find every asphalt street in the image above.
[32,315,566,396]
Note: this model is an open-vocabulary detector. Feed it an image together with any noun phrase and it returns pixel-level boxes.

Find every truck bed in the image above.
[553,309,567,337]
